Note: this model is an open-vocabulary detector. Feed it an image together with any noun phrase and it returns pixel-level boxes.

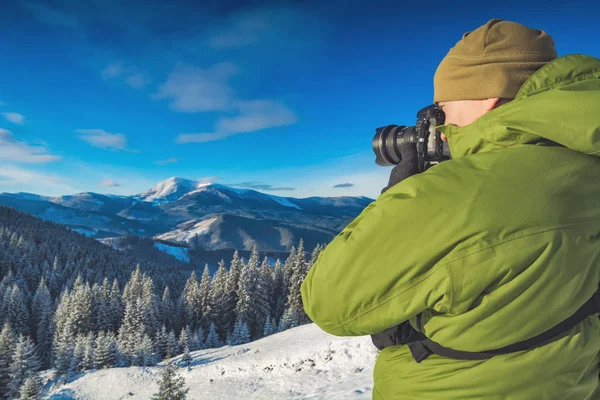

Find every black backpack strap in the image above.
[405,288,600,363]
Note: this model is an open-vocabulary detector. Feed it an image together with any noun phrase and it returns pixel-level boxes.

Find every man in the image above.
[301,19,600,399]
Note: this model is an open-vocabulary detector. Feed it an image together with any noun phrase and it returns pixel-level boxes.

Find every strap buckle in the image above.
[407,340,433,363]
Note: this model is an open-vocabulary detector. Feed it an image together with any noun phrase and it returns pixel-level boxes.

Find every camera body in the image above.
[372,104,452,172]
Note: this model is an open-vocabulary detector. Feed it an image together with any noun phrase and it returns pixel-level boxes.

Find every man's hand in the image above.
[380,142,420,194]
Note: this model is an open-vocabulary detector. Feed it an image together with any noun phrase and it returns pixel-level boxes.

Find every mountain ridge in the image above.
[0,177,373,252]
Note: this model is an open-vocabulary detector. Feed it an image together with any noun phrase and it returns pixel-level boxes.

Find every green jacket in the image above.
[301,54,600,400]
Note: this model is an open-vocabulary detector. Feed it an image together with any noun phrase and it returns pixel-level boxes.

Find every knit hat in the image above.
[433,19,557,102]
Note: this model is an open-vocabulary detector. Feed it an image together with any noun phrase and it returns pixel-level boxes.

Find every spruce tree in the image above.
[255,257,273,339]
[198,265,212,331]
[18,375,42,400]
[109,279,123,332]
[180,345,192,368]
[8,335,40,399]
[161,287,175,332]
[284,239,310,326]
[94,331,117,369]
[223,251,242,335]
[117,299,146,366]
[0,323,15,398]
[207,260,227,338]
[32,279,53,369]
[166,331,179,358]
[155,326,169,361]
[229,319,250,346]
[152,357,189,400]
[204,322,222,349]
[5,285,30,337]
[235,245,260,339]
[271,259,286,323]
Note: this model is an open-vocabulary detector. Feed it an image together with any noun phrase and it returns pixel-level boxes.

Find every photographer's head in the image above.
[434,19,557,139]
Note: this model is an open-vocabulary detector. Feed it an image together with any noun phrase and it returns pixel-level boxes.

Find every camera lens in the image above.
[372,125,417,166]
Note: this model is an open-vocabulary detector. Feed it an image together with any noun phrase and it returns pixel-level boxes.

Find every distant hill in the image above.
[0,177,373,253]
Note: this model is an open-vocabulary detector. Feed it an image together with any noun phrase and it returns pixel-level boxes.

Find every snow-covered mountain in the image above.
[44,323,378,399]
[137,177,210,204]
[0,177,373,252]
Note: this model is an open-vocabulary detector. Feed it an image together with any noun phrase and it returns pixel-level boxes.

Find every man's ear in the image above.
[482,98,504,112]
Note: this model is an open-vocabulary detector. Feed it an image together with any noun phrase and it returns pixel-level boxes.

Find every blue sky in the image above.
[0,0,599,198]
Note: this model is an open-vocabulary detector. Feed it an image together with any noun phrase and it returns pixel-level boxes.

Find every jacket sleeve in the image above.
[300,172,457,337]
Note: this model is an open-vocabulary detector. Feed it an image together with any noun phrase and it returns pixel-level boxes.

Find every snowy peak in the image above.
[137,177,212,203]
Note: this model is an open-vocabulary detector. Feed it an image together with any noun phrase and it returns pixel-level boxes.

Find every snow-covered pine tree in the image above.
[8,335,40,399]
[5,285,30,337]
[198,264,213,332]
[178,327,190,352]
[0,323,15,397]
[284,239,310,326]
[94,331,118,369]
[262,314,277,337]
[228,319,250,346]
[181,272,200,331]
[95,278,113,333]
[152,357,189,400]
[139,333,156,367]
[70,334,85,373]
[207,260,227,339]
[271,259,286,323]
[142,276,161,338]
[117,298,146,366]
[277,308,298,332]
[69,275,93,336]
[310,243,324,265]
[155,325,169,361]
[180,345,192,367]
[52,322,75,377]
[166,330,180,358]
[82,332,95,371]
[255,256,273,339]
[32,278,53,369]
[190,327,204,351]
[204,322,222,349]
[109,279,123,332]
[161,287,175,332]
[17,375,42,400]
[235,245,260,339]
[223,251,242,335]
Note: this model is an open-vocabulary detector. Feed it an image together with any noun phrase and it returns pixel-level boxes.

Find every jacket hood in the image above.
[437,54,600,159]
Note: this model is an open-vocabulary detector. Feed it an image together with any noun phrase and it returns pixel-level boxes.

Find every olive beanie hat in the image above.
[433,19,557,102]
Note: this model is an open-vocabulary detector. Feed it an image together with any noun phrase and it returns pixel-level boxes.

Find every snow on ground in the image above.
[155,217,218,243]
[154,242,190,263]
[44,323,378,400]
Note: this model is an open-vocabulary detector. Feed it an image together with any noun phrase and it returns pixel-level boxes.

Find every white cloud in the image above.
[154,157,183,165]
[0,164,77,195]
[176,100,297,144]
[175,132,233,144]
[217,100,296,133]
[101,62,125,79]
[3,112,25,124]
[125,73,150,89]
[0,129,60,163]
[102,62,150,89]
[153,62,238,112]
[100,179,121,187]
[76,129,137,152]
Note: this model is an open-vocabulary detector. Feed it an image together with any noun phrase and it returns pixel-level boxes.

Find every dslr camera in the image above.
[372,104,452,172]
